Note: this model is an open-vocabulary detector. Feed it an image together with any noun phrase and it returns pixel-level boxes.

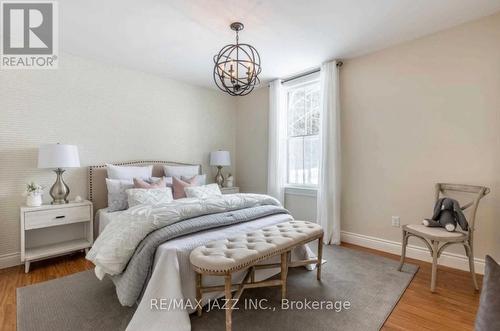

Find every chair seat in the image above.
[404,224,467,241]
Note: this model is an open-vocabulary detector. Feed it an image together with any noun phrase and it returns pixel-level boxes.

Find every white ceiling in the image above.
[61,0,500,89]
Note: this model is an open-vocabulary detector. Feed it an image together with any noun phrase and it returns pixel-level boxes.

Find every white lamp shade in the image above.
[210,150,231,166]
[38,144,81,169]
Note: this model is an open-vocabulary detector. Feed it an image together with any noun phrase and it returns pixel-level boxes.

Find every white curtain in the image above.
[317,60,341,245]
[267,79,286,204]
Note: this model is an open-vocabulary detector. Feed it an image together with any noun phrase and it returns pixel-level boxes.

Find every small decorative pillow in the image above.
[185,183,222,199]
[163,165,200,178]
[107,164,153,180]
[106,178,134,212]
[133,177,166,189]
[172,176,197,199]
[126,187,173,207]
[181,174,207,186]
[475,255,500,331]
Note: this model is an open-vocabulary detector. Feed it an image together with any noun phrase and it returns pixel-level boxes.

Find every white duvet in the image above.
[90,194,316,331]
[86,194,281,278]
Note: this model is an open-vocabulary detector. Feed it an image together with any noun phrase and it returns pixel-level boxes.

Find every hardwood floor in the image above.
[0,244,481,331]
[341,243,482,331]
[0,253,94,331]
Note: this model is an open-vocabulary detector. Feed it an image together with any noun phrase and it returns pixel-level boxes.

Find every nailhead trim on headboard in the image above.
[88,160,202,204]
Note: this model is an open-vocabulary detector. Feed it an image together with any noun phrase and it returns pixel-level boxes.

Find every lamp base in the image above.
[215,166,225,187]
[50,168,70,204]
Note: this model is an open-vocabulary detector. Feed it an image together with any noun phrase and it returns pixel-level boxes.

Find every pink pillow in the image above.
[133,177,166,189]
[172,176,197,199]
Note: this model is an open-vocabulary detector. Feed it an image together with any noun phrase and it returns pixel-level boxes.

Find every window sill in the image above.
[284,186,317,197]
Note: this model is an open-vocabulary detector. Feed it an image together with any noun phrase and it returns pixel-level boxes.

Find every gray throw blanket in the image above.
[112,205,289,306]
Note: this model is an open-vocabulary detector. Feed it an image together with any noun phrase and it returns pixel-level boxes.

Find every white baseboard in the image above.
[1,232,485,274]
[0,252,21,269]
[341,230,485,275]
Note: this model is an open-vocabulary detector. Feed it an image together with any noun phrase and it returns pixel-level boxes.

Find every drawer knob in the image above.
[55,215,66,219]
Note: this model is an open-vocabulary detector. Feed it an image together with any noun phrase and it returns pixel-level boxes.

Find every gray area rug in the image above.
[17,246,417,331]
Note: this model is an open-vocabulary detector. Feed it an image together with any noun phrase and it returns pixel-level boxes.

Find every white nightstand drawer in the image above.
[24,205,91,230]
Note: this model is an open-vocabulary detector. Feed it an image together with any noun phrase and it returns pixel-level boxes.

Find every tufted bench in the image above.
[189,220,324,331]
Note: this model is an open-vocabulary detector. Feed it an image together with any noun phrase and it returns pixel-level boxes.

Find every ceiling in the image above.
[61,0,500,89]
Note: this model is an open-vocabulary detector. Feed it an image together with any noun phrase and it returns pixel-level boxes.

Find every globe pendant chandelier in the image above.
[213,22,261,96]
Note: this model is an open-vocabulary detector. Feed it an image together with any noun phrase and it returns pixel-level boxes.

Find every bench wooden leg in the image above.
[196,272,202,316]
[317,236,323,281]
[280,252,289,300]
[225,274,232,331]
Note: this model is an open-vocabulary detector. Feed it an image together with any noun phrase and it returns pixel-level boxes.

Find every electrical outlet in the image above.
[391,216,400,227]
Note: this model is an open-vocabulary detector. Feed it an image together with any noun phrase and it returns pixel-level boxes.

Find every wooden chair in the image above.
[398,183,490,292]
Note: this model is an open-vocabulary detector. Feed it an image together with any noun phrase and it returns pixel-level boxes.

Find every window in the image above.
[285,76,321,187]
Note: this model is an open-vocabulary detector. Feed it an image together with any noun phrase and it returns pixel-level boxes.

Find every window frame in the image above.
[283,73,321,190]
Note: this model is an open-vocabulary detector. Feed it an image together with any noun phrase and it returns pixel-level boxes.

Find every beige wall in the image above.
[341,12,500,260]
[0,53,236,266]
[236,13,500,261]
[235,87,269,194]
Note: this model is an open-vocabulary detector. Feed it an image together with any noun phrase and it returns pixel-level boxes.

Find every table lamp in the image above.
[38,143,80,204]
[210,150,230,187]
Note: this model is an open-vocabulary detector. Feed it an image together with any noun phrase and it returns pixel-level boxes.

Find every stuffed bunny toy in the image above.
[422,198,468,232]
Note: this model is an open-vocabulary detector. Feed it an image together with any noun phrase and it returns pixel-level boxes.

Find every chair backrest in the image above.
[434,183,490,233]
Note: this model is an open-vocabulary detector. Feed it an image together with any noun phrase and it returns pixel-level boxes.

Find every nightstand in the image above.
[20,200,93,273]
[221,187,240,194]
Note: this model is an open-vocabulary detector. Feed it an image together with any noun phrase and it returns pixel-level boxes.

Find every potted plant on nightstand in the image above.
[23,182,44,207]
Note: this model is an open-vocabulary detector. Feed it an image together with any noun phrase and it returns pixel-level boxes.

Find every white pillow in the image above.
[163,165,200,178]
[181,174,206,186]
[184,183,222,199]
[126,187,174,207]
[107,164,153,180]
[106,178,134,212]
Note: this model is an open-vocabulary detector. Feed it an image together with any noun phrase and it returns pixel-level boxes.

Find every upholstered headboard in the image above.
[88,160,202,213]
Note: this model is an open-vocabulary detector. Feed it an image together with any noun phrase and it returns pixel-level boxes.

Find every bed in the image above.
[87,161,315,331]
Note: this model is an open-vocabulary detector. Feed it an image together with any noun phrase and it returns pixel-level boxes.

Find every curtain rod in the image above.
[280,61,343,84]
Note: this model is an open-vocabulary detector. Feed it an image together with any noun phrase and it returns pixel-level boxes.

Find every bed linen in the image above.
[112,205,289,306]
[91,195,316,331]
[96,208,124,234]
[87,194,281,277]
[126,212,315,331]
